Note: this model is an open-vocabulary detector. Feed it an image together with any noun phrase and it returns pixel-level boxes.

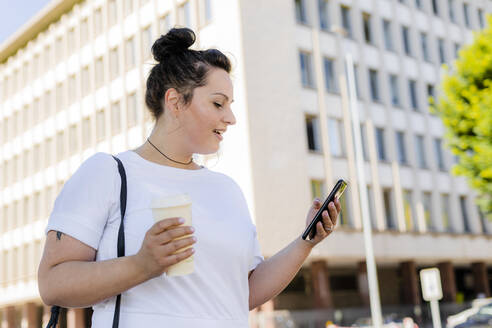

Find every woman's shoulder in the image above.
[76,152,119,179]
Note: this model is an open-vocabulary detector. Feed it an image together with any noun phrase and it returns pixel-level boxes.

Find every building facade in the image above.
[0,0,491,327]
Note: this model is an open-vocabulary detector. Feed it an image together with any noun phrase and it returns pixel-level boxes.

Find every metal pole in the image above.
[344,53,384,328]
[430,300,442,328]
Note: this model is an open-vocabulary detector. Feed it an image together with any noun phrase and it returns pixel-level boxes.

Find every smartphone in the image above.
[302,179,348,240]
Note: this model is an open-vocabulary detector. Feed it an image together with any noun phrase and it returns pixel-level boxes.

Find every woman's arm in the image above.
[248,198,341,310]
[248,236,313,310]
[39,218,195,308]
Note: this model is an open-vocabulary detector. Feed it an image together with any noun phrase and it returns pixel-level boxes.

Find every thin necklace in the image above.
[146,138,193,165]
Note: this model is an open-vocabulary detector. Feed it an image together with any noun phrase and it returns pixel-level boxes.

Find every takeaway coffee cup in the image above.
[150,193,194,276]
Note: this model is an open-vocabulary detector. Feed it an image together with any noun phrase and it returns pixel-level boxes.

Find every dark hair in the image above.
[145,27,231,120]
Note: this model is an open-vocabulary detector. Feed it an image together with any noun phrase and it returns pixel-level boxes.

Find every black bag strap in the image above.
[111,155,127,328]
[46,155,127,328]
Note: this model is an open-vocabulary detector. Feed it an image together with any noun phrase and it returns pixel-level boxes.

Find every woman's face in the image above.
[178,68,236,155]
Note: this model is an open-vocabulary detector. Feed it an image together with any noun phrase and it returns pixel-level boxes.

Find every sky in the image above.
[0,0,52,44]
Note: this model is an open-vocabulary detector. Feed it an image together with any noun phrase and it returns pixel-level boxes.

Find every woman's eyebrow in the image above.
[211,92,234,103]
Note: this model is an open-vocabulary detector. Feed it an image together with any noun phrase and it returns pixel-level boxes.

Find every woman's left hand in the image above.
[303,198,341,246]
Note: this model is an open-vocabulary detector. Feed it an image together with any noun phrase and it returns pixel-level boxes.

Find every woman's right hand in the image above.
[134,217,196,279]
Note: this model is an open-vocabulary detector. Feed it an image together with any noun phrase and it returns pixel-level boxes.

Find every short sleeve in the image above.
[249,225,264,271]
[45,152,119,250]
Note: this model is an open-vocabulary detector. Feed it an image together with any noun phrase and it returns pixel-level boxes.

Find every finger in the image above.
[317,221,328,237]
[162,247,195,268]
[334,198,342,212]
[328,202,338,224]
[156,226,195,244]
[164,235,197,254]
[322,210,333,231]
[313,198,321,209]
[150,217,185,235]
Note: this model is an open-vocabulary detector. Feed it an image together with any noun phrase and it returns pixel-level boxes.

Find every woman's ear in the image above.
[164,88,180,115]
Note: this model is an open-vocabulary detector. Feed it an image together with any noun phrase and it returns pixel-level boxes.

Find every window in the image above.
[96,109,106,141]
[432,0,439,15]
[459,196,470,233]
[396,131,407,164]
[368,69,379,102]
[82,117,92,149]
[127,93,138,127]
[360,124,369,160]
[328,118,344,157]
[56,37,64,62]
[415,135,427,168]
[68,75,77,104]
[311,179,325,201]
[403,190,416,231]
[478,9,485,29]
[438,38,446,64]
[375,127,386,161]
[81,66,90,97]
[141,27,152,60]
[454,43,460,58]
[44,46,52,70]
[34,144,41,173]
[179,1,191,28]
[318,0,329,30]
[383,189,395,230]
[69,124,78,155]
[202,0,212,24]
[299,51,315,88]
[383,20,393,51]
[45,138,53,167]
[353,64,361,99]
[422,192,434,231]
[44,91,53,119]
[67,28,76,55]
[448,0,456,23]
[110,47,120,80]
[323,58,336,92]
[362,13,372,44]
[409,80,419,111]
[159,15,171,34]
[463,3,470,28]
[56,82,65,112]
[22,105,30,130]
[341,6,352,38]
[305,115,321,151]
[434,138,445,170]
[295,0,307,24]
[124,0,133,17]
[441,194,451,232]
[415,0,422,9]
[389,74,400,106]
[420,32,430,62]
[94,8,103,35]
[56,131,65,160]
[108,0,118,26]
[366,186,377,228]
[95,57,104,88]
[402,26,411,56]
[111,102,121,135]
[81,18,89,45]
[125,38,136,70]
[427,84,435,108]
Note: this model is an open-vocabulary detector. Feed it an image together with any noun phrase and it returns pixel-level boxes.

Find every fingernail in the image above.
[179,218,185,223]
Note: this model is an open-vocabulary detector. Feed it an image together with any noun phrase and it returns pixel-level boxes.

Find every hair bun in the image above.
[152,28,196,62]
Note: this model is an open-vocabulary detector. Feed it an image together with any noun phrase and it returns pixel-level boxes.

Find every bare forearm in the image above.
[40,255,149,308]
[248,236,312,310]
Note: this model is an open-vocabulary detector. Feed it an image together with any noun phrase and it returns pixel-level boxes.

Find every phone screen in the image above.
[302,179,347,240]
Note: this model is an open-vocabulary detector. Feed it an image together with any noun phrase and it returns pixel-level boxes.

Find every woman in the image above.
[38,28,341,327]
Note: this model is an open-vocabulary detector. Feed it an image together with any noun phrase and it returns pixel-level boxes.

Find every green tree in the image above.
[431,16,492,221]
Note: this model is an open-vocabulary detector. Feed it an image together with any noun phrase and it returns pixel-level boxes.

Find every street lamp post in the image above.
[344,52,384,328]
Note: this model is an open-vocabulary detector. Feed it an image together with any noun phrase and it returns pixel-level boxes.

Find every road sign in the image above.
[420,268,443,301]
[420,268,443,328]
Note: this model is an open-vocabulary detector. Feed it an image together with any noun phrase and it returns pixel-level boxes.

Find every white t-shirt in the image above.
[45,151,264,328]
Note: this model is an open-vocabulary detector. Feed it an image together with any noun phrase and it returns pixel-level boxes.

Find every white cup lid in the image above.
[150,193,192,208]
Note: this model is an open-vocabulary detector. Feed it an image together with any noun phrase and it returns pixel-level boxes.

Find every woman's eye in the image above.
[214,102,222,108]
